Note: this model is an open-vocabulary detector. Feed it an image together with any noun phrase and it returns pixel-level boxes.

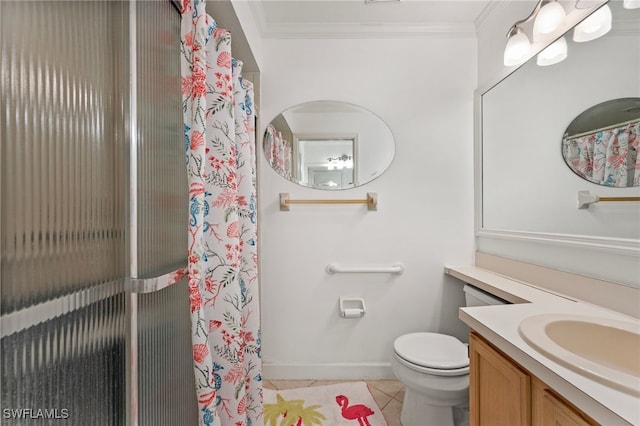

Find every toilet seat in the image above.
[393,332,469,376]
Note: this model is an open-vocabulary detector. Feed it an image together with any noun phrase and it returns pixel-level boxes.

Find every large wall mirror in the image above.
[481,0,640,241]
[263,101,395,190]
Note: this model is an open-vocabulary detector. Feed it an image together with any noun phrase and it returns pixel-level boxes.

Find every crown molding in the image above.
[246,0,498,39]
[474,0,510,36]
[247,0,268,36]
[260,22,477,39]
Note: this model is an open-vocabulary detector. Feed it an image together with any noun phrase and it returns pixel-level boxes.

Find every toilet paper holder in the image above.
[339,297,366,318]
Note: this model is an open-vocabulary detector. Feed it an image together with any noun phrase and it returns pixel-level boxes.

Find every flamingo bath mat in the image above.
[263,381,388,426]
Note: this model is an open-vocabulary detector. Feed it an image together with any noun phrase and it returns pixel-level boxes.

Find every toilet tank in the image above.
[463,284,509,307]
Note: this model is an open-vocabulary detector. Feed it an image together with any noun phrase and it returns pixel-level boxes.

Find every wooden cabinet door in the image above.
[532,378,598,426]
[469,332,531,426]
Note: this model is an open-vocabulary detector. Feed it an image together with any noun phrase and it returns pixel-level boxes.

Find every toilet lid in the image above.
[393,332,469,369]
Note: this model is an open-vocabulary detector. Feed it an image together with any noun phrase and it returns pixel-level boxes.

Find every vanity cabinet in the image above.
[469,331,531,426]
[469,331,598,426]
[531,378,598,426]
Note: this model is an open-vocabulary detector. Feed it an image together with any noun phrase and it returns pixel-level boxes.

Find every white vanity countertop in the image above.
[445,265,640,426]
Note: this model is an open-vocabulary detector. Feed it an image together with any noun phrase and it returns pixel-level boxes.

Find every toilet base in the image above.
[453,405,470,426]
[400,387,455,426]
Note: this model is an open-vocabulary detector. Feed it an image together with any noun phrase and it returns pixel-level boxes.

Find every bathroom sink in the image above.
[518,314,640,396]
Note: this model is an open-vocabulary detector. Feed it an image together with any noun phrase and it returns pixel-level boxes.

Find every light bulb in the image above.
[533,1,566,41]
[504,27,531,66]
[573,5,612,42]
[537,36,568,66]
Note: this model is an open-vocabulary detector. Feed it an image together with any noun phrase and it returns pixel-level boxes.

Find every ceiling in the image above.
[249,0,498,38]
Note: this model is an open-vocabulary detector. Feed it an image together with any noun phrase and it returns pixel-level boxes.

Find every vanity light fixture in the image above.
[504,0,614,67]
[573,4,612,41]
[503,0,565,66]
[533,0,567,41]
[504,26,532,66]
[623,0,640,9]
[537,36,568,65]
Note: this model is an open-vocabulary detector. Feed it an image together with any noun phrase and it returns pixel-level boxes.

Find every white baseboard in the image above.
[262,362,395,381]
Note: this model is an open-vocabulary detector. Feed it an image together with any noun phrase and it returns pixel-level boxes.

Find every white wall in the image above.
[258,36,476,379]
[230,0,264,70]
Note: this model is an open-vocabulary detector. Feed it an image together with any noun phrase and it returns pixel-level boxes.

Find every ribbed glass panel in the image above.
[135,0,188,278]
[1,0,127,313]
[137,278,198,425]
[2,2,196,425]
[1,288,126,425]
[1,1,129,424]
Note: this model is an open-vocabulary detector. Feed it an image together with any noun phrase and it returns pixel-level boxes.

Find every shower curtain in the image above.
[180,0,262,425]
[563,121,640,187]
[264,124,293,180]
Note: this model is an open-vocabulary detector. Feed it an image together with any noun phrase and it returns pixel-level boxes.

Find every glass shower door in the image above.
[1,1,129,424]
[1,1,197,424]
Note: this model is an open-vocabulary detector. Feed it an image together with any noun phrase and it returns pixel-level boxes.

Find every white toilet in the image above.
[391,284,507,426]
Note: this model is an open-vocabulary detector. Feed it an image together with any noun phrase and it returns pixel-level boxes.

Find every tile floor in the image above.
[263,379,404,426]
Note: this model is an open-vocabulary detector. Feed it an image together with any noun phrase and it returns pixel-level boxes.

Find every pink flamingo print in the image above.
[335,395,375,426]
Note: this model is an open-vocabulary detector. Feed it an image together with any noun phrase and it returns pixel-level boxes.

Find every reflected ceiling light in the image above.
[573,4,612,41]
[533,0,567,41]
[327,154,352,162]
[504,26,532,66]
[327,154,353,170]
[537,36,568,66]
[623,0,640,9]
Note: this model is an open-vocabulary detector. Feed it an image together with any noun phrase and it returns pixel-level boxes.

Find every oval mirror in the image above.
[263,100,395,190]
[562,98,640,187]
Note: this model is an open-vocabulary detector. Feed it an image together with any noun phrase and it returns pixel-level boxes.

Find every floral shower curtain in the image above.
[563,120,640,187]
[180,0,262,425]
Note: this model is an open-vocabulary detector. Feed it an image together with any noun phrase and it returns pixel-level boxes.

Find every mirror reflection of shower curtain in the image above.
[181,1,262,425]
[563,121,640,187]
[265,124,294,180]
